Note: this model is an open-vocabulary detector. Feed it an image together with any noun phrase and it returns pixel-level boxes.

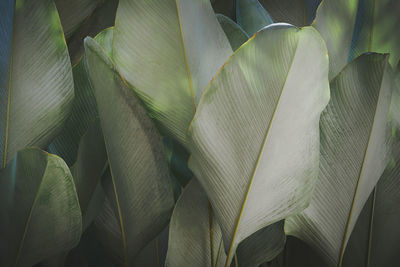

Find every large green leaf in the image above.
[341,67,400,267]
[0,0,74,167]
[166,179,285,267]
[285,53,393,266]
[49,27,113,165]
[313,0,400,79]
[112,0,232,144]
[216,14,249,51]
[212,0,235,20]
[54,0,100,37]
[236,0,273,36]
[0,148,82,267]
[259,0,321,26]
[85,37,175,265]
[188,24,329,265]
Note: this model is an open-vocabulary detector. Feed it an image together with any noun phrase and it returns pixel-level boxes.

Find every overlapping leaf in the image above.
[217,14,249,51]
[0,148,81,267]
[54,0,101,37]
[313,0,400,79]
[188,24,329,265]
[49,27,113,165]
[285,53,393,266]
[85,37,175,265]
[112,0,232,144]
[0,0,74,167]
[236,0,273,36]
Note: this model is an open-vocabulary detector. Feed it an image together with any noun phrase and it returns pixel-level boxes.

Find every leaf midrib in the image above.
[224,33,301,267]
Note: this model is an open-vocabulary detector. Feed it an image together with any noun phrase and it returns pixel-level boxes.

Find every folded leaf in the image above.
[236,0,273,36]
[112,0,232,144]
[0,0,74,166]
[85,37,175,265]
[0,148,82,267]
[217,14,249,51]
[188,24,329,265]
[285,53,393,266]
[259,0,321,26]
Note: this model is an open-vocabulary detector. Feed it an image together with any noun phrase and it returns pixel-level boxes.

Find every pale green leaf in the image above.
[0,0,74,167]
[216,14,249,51]
[0,148,82,267]
[85,37,175,265]
[236,0,273,36]
[188,24,329,265]
[112,0,233,144]
[285,53,393,266]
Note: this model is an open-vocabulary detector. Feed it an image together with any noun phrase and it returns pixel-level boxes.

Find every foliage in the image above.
[0,0,399,266]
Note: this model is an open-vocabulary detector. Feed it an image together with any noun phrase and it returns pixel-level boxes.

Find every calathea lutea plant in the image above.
[0,0,399,266]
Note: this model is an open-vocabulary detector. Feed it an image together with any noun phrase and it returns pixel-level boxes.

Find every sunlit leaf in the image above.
[0,0,74,166]
[188,24,329,265]
[0,148,81,267]
[112,0,232,144]
[285,53,393,266]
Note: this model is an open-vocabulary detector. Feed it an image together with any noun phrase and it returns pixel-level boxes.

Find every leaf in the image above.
[212,0,236,20]
[166,179,227,267]
[66,0,118,65]
[347,0,400,67]
[85,37,175,265]
[342,67,400,267]
[49,27,113,166]
[216,14,249,51]
[236,0,273,36]
[112,0,232,144]
[70,119,107,229]
[285,53,394,266]
[0,148,82,267]
[54,0,100,37]
[313,0,400,79]
[188,24,329,265]
[134,226,169,267]
[259,0,321,26]
[0,0,74,167]
[166,179,286,267]
[235,221,285,267]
